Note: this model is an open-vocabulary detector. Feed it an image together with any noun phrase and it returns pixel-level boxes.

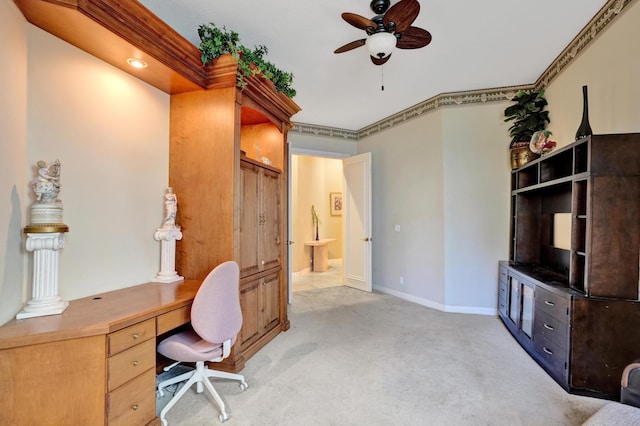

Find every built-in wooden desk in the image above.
[0,279,201,426]
[304,239,336,272]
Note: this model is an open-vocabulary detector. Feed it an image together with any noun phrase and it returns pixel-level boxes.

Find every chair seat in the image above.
[158,329,224,362]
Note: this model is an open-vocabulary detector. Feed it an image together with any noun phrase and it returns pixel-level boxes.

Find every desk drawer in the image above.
[108,338,156,391]
[535,287,569,321]
[534,310,568,350]
[499,265,508,284]
[157,305,191,335]
[107,368,156,426]
[533,333,568,382]
[108,319,155,356]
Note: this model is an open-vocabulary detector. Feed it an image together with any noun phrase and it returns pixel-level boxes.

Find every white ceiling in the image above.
[139,0,607,131]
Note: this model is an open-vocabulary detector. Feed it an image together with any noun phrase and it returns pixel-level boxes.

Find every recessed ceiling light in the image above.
[126,58,148,69]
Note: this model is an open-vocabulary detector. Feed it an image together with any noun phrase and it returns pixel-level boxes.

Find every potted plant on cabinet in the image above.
[198,23,296,98]
[504,89,551,169]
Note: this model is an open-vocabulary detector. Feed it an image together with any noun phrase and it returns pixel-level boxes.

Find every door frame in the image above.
[287,147,351,304]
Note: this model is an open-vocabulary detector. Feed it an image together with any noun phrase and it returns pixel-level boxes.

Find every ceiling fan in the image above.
[334,0,432,65]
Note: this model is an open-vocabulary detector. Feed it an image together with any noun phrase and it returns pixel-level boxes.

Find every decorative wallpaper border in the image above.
[288,123,358,141]
[291,0,633,141]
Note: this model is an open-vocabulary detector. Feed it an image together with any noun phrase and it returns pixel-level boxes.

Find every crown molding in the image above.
[358,85,533,139]
[289,124,358,141]
[294,0,634,141]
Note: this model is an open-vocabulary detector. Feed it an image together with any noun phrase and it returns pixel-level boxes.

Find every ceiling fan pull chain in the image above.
[381,66,384,91]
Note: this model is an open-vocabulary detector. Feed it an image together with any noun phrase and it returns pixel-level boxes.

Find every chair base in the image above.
[157,361,248,425]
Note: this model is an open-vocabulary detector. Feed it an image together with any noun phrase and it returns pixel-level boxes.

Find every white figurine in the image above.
[33,159,61,202]
[162,187,178,228]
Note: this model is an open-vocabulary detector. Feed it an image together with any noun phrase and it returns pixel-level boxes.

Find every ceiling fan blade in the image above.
[396,26,432,49]
[342,13,377,31]
[383,0,420,33]
[334,39,367,54]
[371,54,392,66]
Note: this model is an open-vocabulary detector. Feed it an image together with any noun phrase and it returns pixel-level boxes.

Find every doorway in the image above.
[289,153,346,294]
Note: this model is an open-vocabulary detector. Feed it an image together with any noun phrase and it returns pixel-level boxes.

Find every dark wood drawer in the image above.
[498,280,508,309]
[534,310,568,350]
[499,265,508,284]
[535,287,569,321]
[533,333,568,383]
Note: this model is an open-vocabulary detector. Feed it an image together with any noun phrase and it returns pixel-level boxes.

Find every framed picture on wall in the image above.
[330,192,342,216]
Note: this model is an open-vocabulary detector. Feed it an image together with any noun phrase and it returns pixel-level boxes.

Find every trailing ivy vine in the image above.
[198,23,296,98]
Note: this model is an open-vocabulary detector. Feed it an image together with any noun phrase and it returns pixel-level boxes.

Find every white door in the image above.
[342,152,372,292]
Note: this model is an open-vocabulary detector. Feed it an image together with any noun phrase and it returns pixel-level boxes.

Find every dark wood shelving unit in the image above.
[499,133,640,400]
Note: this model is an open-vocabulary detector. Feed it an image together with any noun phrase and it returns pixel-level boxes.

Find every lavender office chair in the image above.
[156,261,247,424]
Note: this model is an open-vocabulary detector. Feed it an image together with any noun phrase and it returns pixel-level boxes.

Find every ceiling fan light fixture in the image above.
[365,32,396,58]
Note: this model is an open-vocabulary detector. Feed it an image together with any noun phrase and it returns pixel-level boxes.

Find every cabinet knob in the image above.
[131,404,139,411]
[544,300,555,307]
[132,333,139,340]
[132,360,139,367]
[543,323,554,331]
[542,347,554,356]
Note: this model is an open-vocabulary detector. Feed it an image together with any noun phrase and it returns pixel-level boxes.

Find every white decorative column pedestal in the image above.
[18,225,69,319]
[19,159,70,320]
[153,227,183,283]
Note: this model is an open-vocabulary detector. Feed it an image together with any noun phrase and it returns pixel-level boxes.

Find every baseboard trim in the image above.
[374,285,498,316]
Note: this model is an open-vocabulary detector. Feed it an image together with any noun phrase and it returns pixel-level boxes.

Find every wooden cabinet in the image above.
[169,61,300,372]
[499,133,640,400]
[239,270,281,355]
[239,158,281,277]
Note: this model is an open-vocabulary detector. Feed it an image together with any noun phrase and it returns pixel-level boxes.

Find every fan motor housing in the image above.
[370,0,390,15]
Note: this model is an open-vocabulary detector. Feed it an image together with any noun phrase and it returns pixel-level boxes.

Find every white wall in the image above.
[544,3,640,144]
[357,105,510,314]
[0,12,170,324]
[0,1,28,325]
[442,103,511,313]
[357,110,448,307]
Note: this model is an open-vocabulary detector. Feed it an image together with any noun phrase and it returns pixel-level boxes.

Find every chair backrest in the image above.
[191,261,242,345]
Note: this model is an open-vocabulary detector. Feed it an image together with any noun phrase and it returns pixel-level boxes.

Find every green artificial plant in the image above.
[504,90,551,148]
[197,23,296,98]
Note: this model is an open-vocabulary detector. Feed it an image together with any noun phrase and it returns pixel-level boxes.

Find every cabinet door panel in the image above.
[239,162,260,277]
[239,279,260,350]
[261,169,281,272]
[260,272,280,333]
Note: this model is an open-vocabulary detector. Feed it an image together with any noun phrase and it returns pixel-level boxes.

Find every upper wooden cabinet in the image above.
[239,158,282,278]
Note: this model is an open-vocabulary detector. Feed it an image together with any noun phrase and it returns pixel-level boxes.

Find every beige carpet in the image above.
[158,286,607,425]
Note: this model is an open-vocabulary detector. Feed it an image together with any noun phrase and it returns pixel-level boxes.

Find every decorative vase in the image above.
[575,85,593,140]
[510,142,540,170]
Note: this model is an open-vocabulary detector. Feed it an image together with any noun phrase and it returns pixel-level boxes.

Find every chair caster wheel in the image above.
[219,412,229,422]
[239,381,248,391]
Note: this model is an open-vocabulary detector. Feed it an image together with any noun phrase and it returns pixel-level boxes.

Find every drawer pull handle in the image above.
[132,360,139,367]
[543,347,553,355]
[132,333,140,340]
[544,300,555,306]
[132,404,139,411]
[543,324,554,331]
